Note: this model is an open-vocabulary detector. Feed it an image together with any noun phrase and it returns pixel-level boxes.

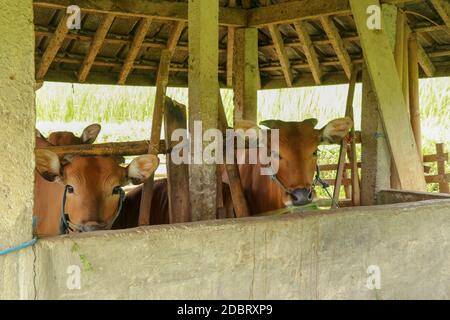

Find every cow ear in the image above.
[127,155,160,185]
[81,124,101,144]
[260,119,284,129]
[35,150,61,182]
[303,118,318,128]
[320,117,353,145]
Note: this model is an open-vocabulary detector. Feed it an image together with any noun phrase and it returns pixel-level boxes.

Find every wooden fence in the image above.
[320,143,450,204]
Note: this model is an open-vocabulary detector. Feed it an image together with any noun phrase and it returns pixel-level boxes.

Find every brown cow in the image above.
[115,117,352,226]
[231,117,353,214]
[34,124,159,236]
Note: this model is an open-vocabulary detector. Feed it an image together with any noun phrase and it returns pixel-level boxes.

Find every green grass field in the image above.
[36,78,449,194]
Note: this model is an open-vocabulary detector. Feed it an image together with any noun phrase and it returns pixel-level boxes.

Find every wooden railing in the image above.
[318,143,450,199]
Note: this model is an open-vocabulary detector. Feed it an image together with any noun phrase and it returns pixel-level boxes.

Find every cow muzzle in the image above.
[289,188,313,206]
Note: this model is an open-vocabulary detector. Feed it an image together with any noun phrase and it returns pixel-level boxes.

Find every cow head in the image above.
[35,151,159,233]
[46,123,101,146]
[259,117,353,206]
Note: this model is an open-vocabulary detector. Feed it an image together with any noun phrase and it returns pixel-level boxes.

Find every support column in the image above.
[233,28,259,123]
[361,64,391,205]
[0,0,35,299]
[350,0,426,191]
[188,0,219,221]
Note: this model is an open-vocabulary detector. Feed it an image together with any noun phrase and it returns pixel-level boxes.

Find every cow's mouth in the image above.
[288,188,314,206]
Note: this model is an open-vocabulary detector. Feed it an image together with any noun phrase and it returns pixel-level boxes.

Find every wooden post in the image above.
[139,20,185,225]
[436,143,450,194]
[218,93,250,218]
[408,34,422,159]
[360,64,391,205]
[332,66,358,207]
[164,98,191,223]
[351,0,427,192]
[139,50,171,225]
[188,0,219,221]
[233,28,259,122]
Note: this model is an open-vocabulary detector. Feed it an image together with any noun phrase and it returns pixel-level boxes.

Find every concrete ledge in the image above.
[32,200,450,299]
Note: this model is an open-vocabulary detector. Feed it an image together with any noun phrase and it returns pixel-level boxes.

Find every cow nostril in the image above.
[290,188,313,206]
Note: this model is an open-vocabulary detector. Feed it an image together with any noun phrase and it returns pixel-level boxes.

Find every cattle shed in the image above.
[1,0,450,299]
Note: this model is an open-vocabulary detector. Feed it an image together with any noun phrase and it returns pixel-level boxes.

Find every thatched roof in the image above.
[34,0,450,89]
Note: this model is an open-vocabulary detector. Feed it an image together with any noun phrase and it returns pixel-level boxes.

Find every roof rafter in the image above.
[36,13,69,80]
[248,0,351,27]
[293,21,322,85]
[320,15,353,79]
[430,0,450,28]
[118,18,152,85]
[78,13,115,82]
[268,24,294,87]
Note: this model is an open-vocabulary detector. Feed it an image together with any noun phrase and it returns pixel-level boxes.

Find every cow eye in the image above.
[313,150,319,157]
[112,186,122,195]
[67,185,74,194]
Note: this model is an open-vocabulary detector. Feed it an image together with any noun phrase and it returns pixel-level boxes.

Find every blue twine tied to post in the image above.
[0,217,38,256]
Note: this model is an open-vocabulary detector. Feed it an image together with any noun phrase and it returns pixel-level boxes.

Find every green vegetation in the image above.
[36,78,449,194]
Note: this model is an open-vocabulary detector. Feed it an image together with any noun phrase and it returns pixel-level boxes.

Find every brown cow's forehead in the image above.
[63,156,125,186]
[48,132,81,146]
[276,123,320,150]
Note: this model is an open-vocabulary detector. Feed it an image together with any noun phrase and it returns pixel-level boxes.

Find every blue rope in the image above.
[0,237,37,256]
[0,217,38,256]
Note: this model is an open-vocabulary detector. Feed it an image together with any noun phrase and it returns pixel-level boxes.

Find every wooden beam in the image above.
[138,49,171,225]
[166,20,185,54]
[35,27,227,53]
[33,0,246,27]
[218,93,250,218]
[320,15,353,79]
[36,13,69,80]
[233,28,259,122]
[436,143,450,193]
[268,24,293,87]
[247,0,351,27]
[138,19,186,225]
[417,40,436,77]
[351,0,427,191]
[226,0,237,88]
[78,13,115,83]
[430,0,450,28]
[188,0,219,221]
[164,98,190,223]
[332,67,359,207]
[293,21,322,85]
[360,63,391,206]
[118,18,152,85]
[377,189,450,205]
[408,34,422,159]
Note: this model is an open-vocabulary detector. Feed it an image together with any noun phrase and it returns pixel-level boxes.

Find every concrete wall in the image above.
[0,0,35,299]
[27,200,450,299]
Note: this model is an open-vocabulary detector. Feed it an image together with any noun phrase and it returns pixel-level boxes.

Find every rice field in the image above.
[36,78,449,194]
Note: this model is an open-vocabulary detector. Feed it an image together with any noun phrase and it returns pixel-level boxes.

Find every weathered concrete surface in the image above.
[33,200,450,299]
[0,0,36,300]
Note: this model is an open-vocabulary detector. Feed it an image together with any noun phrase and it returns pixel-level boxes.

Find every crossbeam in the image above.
[34,0,246,27]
